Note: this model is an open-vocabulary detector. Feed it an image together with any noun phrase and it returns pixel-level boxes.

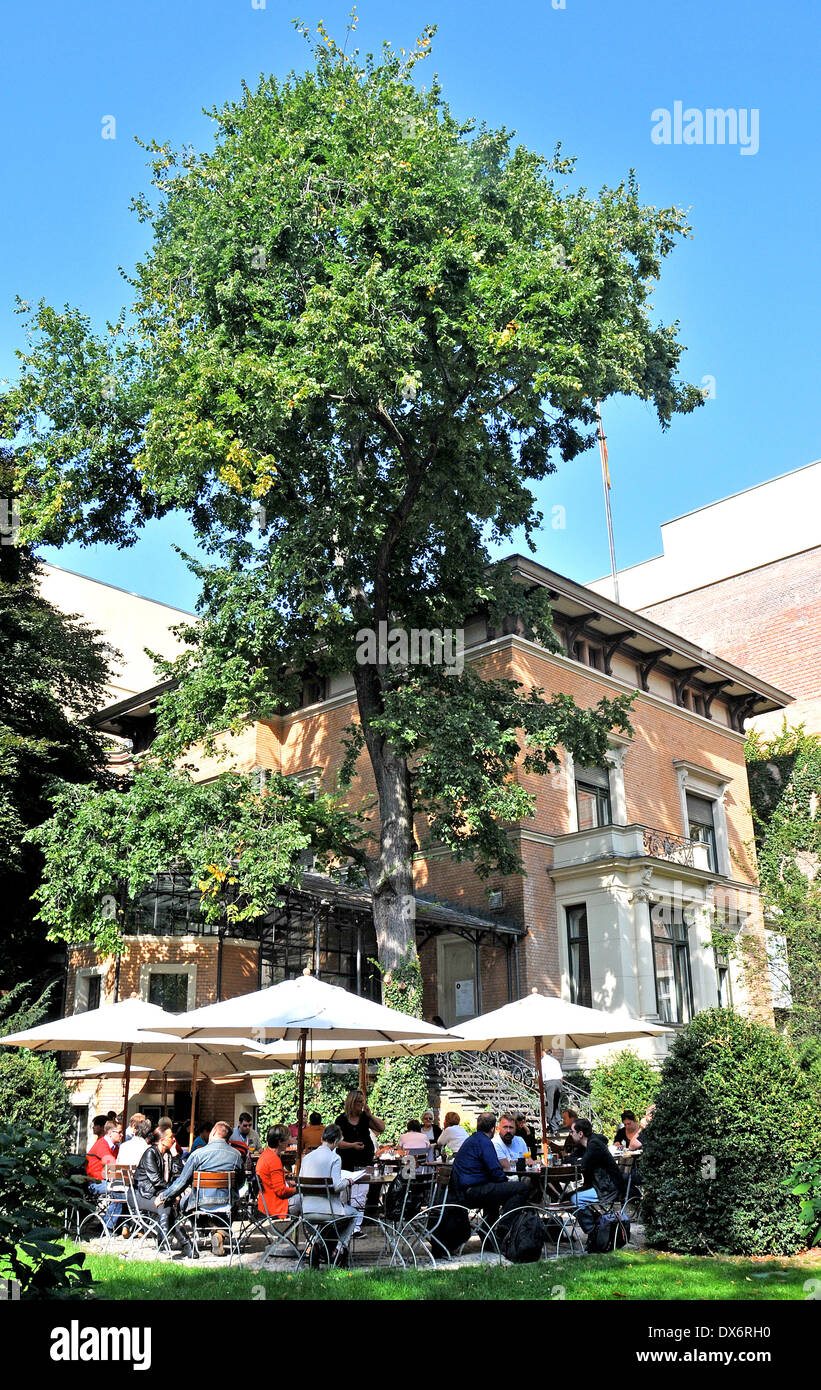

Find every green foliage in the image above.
[27,761,362,953]
[258,1065,359,1135]
[642,1008,821,1256]
[0,983,73,1144]
[368,953,430,1143]
[0,1125,93,1299]
[745,725,821,1042]
[0,489,112,985]
[783,1156,821,1248]
[587,1049,660,1138]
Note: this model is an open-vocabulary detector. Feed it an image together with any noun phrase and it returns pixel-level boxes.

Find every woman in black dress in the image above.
[334,1090,386,1170]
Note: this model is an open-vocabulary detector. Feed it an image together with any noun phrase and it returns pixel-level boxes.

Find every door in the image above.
[437,936,477,1028]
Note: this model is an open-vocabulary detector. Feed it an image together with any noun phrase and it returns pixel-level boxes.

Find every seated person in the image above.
[492,1112,530,1169]
[514,1113,538,1159]
[155,1121,246,1252]
[560,1109,581,1156]
[398,1119,432,1159]
[450,1112,533,1225]
[131,1125,185,1246]
[300,1112,325,1154]
[232,1112,261,1150]
[436,1111,469,1156]
[117,1117,153,1168]
[420,1110,442,1145]
[256,1124,301,1219]
[190,1121,212,1151]
[613,1110,638,1148]
[298,1124,357,1259]
[622,1115,643,1152]
[568,1118,627,1236]
[86,1119,124,1231]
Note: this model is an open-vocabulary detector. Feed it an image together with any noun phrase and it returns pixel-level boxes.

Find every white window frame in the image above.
[74,965,109,1015]
[139,962,197,1012]
[673,760,731,877]
[566,735,630,831]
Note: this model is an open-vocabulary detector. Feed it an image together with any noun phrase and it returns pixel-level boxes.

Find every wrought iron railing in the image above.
[641,826,695,867]
[428,1048,601,1131]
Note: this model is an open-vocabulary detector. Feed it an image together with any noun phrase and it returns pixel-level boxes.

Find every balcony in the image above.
[551,822,714,874]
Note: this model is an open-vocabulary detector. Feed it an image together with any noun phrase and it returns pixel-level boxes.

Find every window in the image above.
[714,948,733,1007]
[75,968,106,1014]
[652,908,694,1024]
[681,686,707,718]
[575,764,612,831]
[572,637,604,671]
[566,904,592,1007]
[686,793,718,872]
[146,970,193,1013]
[70,1106,89,1154]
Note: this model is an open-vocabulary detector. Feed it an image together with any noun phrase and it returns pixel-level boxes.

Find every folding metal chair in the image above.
[167,1170,241,1263]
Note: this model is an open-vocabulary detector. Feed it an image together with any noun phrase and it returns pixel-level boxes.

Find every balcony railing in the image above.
[640,826,695,867]
[552,822,713,873]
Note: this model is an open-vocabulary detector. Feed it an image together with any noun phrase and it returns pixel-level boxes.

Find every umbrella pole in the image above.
[358,1047,368,1099]
[189,1055,199,1151]
[161,1071,168,1114]
[122,1044,133,1130]
[533,1036,549,1164]
[295,1030,308,1173]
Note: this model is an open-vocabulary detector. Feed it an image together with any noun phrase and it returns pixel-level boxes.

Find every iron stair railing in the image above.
[428,1048,601,1132]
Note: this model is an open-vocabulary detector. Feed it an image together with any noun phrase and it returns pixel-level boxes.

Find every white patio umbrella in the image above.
[406,991,671,1160]
[2,997,281,1145]
[154,973,456,1164]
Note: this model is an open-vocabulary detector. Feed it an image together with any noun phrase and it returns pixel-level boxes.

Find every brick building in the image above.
[46,555,790,1144]
[588,458,821,737]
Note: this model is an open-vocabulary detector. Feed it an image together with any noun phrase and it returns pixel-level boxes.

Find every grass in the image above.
[79,1248,821,1301]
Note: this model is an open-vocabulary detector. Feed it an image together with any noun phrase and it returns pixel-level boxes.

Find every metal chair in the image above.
[293,1175,355,1270]
[77,1163,131,1247]
[253,1175,302,1267]
[166,1170,241,1263]
[398,1169,500,1266]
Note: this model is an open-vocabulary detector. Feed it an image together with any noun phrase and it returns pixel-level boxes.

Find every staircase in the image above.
[427,1049,601,1135]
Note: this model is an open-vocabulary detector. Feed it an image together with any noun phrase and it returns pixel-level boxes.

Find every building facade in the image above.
[46,555,790,1143]
[588,459,821,737]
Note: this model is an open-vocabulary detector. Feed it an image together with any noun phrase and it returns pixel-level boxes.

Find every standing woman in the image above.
[334,1090,386,1236]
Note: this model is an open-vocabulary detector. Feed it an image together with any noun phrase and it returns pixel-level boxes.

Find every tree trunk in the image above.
[353,664,417,978]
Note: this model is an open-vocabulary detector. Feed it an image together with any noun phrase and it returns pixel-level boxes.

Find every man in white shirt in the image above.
[116,1117,153,1167]
[540,1049,563,1133]
[491,1112,530,1169]
[298,1125,358,1259]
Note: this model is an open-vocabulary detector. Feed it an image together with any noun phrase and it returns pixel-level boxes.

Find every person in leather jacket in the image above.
[131,1124,183,1240]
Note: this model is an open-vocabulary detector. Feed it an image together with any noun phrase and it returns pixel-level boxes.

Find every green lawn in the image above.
[80,1249,819,1301]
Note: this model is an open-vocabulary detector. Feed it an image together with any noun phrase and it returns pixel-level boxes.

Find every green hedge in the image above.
[258,1065,359,1137]
[642,1008,821,1256]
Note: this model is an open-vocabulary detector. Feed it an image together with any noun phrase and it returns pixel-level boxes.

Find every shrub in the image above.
[0,1125,92,1299]
[0,983,73,1146]
[588,1049,660,1138]
[642,1008,821,1256]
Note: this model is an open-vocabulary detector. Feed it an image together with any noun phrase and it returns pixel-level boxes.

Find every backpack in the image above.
[587,1212,630,1253]
[501,1208,545,1264]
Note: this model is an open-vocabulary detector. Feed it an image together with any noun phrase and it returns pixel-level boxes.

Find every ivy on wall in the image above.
[746,725,821,1042]
[368,952,430,1144]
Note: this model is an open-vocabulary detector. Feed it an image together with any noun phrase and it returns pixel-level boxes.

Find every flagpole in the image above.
[596,401,620,605]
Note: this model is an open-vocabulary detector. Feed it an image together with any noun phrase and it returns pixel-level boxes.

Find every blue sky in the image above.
[2,0,818,612]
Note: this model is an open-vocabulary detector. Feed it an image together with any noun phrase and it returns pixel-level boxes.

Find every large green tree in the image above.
[0,450,112,986]
[2,24,701,971]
